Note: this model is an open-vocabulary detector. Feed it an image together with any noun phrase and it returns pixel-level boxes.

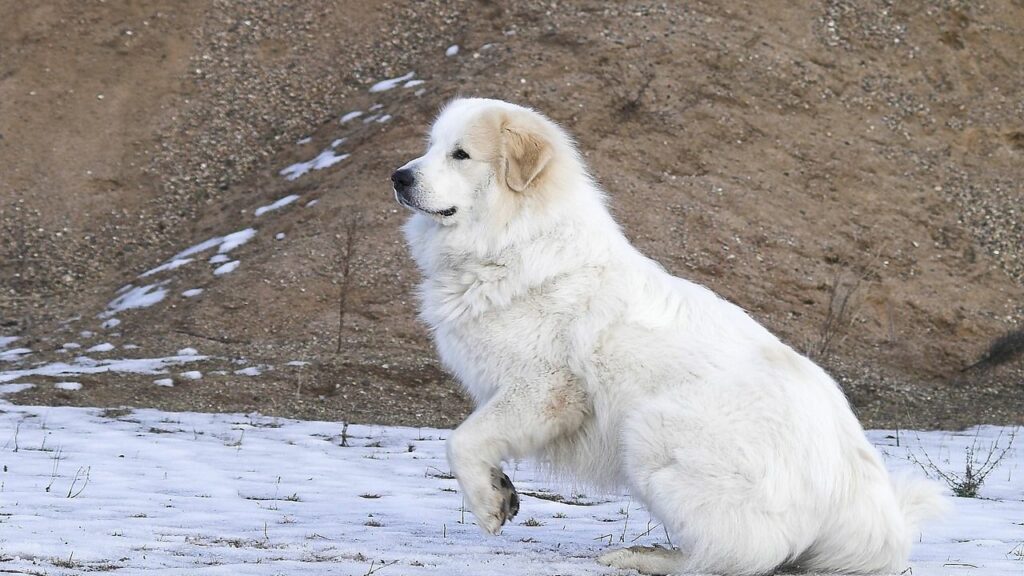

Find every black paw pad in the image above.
[491,469,520,524]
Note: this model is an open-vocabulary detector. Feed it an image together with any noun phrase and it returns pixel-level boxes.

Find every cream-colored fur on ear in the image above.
[501,115,552,192]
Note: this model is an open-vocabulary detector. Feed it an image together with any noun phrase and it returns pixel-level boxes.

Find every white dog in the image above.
[394,98,945,575]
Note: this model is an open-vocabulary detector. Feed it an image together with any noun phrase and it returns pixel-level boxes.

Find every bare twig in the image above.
[363,559,399,576]
[46,446,63,493]
[620,498,631,542]
[335,212,364,354]
[66,466,90,498]
[171,328,249,346]
[815,271,863,359]
[631,520,664,543]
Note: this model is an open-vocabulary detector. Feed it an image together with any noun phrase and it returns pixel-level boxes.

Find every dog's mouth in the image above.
[394,190,457,218]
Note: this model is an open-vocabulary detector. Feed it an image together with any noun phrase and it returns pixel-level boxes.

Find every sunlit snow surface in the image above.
[0,402,1020,575]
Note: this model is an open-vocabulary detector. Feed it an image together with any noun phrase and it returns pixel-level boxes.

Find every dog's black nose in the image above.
[391,168,415,194]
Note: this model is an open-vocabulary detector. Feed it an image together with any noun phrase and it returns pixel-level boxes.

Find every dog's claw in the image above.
[491,469,520,526]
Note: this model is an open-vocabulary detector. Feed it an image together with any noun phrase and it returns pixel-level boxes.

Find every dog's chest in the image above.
[424,273,586,404]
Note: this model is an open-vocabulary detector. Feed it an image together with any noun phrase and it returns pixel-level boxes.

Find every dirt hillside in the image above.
[2,0,1022,429]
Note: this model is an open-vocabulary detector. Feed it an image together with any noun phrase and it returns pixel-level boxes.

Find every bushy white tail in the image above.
[892,473,949,534]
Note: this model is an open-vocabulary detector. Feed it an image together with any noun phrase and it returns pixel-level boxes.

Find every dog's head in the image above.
[391,98,573,228]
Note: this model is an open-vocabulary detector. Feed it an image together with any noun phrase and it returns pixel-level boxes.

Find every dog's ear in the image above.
[501,116,552,192]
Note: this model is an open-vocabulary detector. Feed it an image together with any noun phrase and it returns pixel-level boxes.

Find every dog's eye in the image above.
[451,148,470,161]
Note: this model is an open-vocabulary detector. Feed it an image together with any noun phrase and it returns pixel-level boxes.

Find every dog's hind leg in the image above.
[617,396,809,576]
[598,545,684,575]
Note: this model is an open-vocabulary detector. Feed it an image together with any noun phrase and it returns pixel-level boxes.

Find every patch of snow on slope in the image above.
[0,383,33,394]
[279,149,350,181]
[0,404,1020,575]
[369,71,415,93]
[153,378,174,387]
[139,257,194,278]
[182,288,204,298]
[340,110,363,123]
[101,318,121,329]
[254,194,300,217]
[54,381,82,391]
[99,283,168,318]
[213,261,240,276]
[171,228,256,261]
[218,228,257,253]
[0,348,32,363]
[86,342,115,353]
[0,336,20,349]
[171,236,223,260]
[0,354,208,383]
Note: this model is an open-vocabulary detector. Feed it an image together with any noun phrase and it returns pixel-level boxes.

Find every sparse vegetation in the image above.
[362,558,399,575]
[910,428,1017,498]
[963,329,1024,373]
[225,430,245,448]
[425,467,454,480]
[333,212,364,354]
[66,466,90,498]
[810,271,864,360]
[51,552,82,569]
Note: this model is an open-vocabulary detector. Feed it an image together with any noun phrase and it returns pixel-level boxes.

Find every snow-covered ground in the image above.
[0,402,1020,575]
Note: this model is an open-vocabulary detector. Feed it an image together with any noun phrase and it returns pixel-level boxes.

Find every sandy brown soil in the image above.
[1,1,1022,430]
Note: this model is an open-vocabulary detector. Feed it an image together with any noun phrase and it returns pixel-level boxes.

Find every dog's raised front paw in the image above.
[468,468,520,535]
[493,468,520,522]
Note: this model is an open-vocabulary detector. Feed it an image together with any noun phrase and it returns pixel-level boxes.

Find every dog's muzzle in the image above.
[391,168,457,217]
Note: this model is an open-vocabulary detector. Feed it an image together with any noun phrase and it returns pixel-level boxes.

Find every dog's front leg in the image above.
[447,372,586,535]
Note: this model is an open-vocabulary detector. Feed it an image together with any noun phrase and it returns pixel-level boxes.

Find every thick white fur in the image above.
[398,98,946,575]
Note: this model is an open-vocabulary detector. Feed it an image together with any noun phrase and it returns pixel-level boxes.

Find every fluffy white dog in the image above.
[393,98,945,575]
